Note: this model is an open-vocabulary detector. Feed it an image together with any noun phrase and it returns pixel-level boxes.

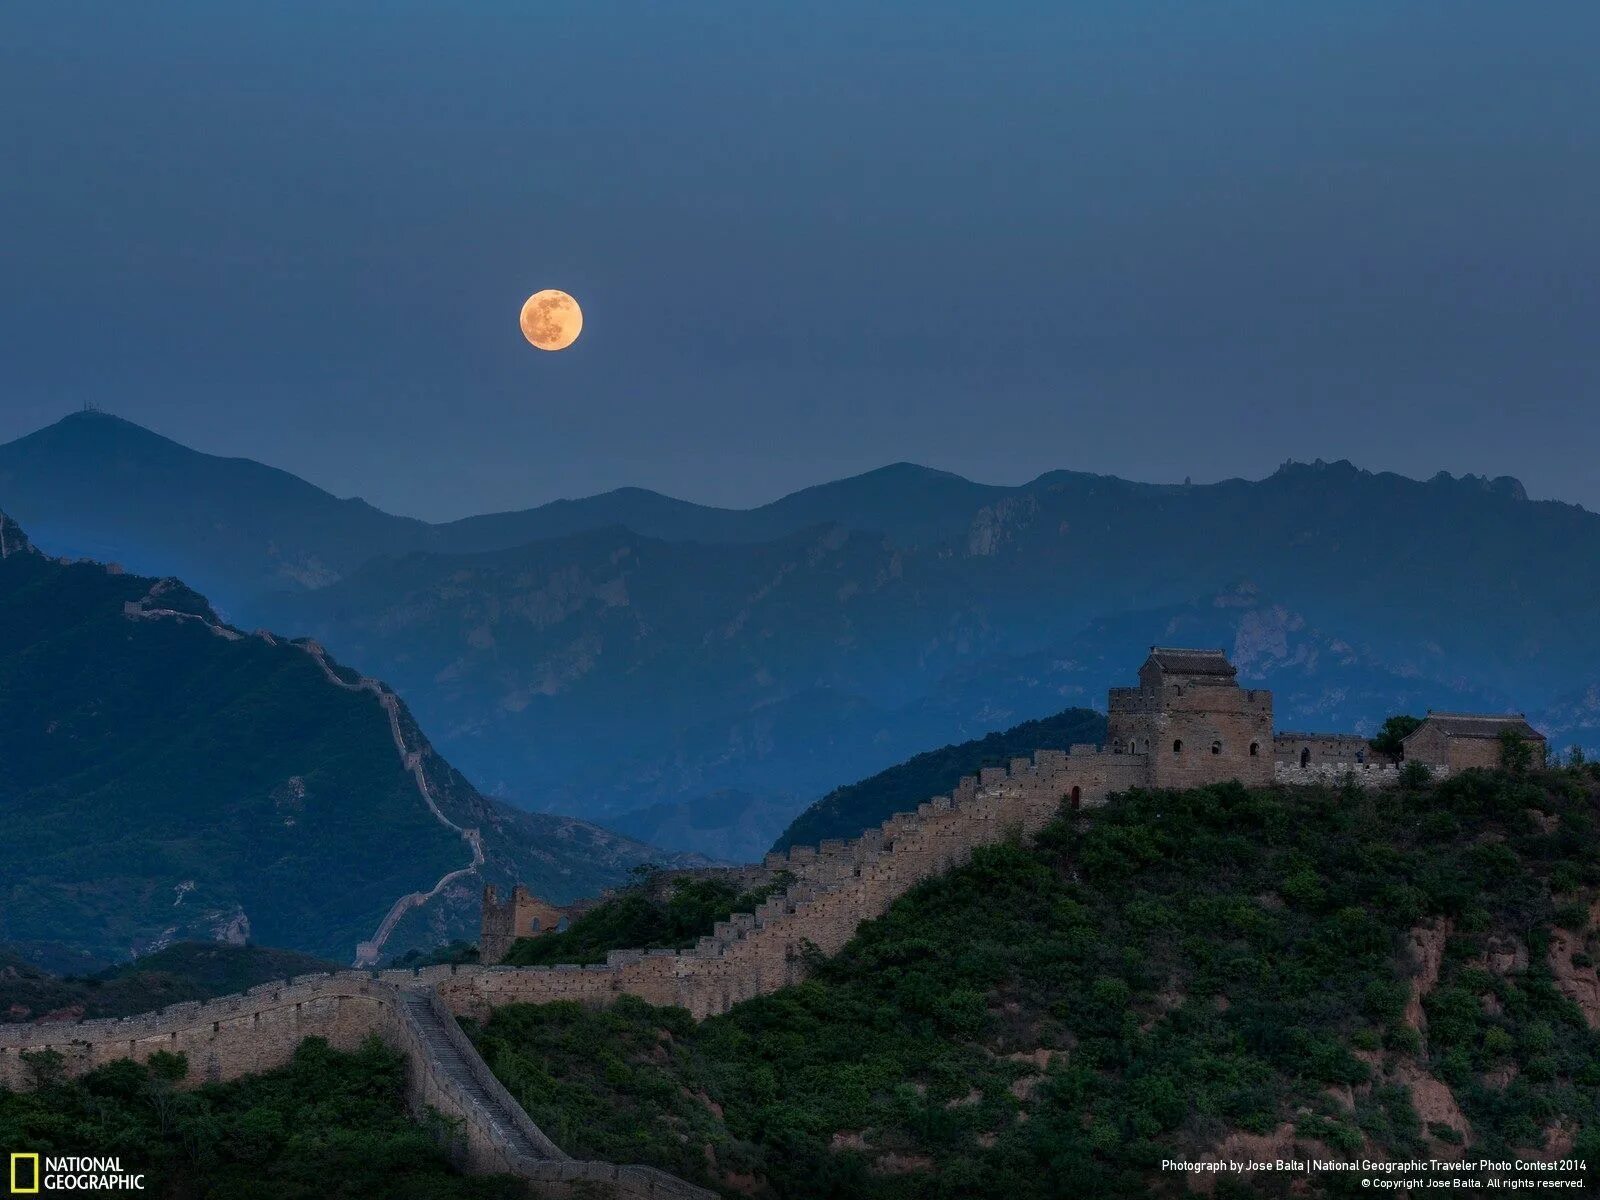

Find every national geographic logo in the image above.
[8,1154,145,1192]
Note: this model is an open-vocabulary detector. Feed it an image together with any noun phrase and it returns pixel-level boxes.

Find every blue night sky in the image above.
[2,3,1596,517]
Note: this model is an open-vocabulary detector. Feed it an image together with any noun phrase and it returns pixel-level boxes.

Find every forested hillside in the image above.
[0,511,685,969]
[471,767,1600,1198]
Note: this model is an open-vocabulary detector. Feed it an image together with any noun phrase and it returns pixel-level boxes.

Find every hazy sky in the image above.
[2,3,1596,519]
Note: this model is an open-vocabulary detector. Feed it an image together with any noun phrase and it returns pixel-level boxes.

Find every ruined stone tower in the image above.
[1106,647,1274,789]
[479,885,568,964]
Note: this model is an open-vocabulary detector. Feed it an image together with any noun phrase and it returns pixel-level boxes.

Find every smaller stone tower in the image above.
[480,885,568,964]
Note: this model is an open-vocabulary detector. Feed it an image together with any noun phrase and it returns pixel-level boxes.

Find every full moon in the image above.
[519,289,583,351]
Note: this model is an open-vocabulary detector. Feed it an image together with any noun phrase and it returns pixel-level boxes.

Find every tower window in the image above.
[1172,739,1183,754]
[1211,740,1222,755]
[1249,741,1259,757]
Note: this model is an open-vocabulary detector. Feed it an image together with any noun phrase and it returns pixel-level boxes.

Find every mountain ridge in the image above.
[5,411,1597,859]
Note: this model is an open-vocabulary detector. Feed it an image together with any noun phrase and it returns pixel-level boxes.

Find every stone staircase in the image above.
[395,988,568,1165]
[395,988,715,1197]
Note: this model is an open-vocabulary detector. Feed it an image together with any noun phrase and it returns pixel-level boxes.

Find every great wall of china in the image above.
[4,579,1555,1199]
[0,748,1100,1198]
[122,578,486,967]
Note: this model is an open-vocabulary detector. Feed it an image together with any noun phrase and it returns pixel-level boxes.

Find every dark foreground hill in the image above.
[470,767,1600,1199]
[0,512,692,969]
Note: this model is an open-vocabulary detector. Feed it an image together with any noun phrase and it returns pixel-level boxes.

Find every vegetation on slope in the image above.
[472,768,1600,1199]
[774,706,1108,852]
[0,1037,521,1200]
[0,511,683,967]
[0,943,339,1023]
[501,875,790,968]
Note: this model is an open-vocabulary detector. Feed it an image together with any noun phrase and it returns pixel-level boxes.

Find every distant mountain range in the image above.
[0,509,695,970]
[4,410,1597,860]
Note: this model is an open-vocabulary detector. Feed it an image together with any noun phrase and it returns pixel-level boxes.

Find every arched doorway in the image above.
[1300,747,1310,768]
[1070,785,1082,811]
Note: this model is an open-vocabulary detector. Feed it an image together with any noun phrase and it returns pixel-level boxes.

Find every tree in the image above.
[1498,728,1532,775]
[1370,715,1423,761]
[1398,761,1432,790]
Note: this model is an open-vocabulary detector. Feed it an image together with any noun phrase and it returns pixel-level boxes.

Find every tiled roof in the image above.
[1147,647,1236,677]
[1405,712,1546,742]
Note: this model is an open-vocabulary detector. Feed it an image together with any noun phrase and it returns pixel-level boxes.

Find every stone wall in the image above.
[21,716,1423,1194]
[1,744,1126,1196]
[0,971,712,1199]
[0,972,395,1089]
[3,725,1462,1195]
[438,746,1128,1021]
[1274,732,1380,768]
[1273,761,1406,788]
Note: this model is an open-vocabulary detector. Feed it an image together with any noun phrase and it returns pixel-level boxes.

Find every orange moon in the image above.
[519,289,583,351]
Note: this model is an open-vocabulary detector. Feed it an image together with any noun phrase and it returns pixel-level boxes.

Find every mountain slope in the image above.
[0,411,431,611]
[0,512,691,968]
[472,767,1600,1198]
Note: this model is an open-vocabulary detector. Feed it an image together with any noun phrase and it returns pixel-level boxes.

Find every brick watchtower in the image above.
[1106,647,1274,789]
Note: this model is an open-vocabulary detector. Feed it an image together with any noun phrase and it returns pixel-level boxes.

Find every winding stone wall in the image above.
[437,746,1122,1021]
[1,744,1125,1197]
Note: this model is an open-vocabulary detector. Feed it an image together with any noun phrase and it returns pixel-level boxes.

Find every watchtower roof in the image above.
[1405,712,1545,742]
[1145,646,1237,678]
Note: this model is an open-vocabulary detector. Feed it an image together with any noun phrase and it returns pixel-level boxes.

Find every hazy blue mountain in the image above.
[6,412,1599,859]
[0,411,432,612]
[0,414,991,622]
[0,512,694,969]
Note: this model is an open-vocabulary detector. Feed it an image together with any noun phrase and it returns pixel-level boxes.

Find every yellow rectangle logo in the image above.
[9,1152,41,1194]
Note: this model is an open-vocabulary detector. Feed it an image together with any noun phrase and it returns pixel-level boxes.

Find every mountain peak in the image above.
[1428,469,1528,502]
